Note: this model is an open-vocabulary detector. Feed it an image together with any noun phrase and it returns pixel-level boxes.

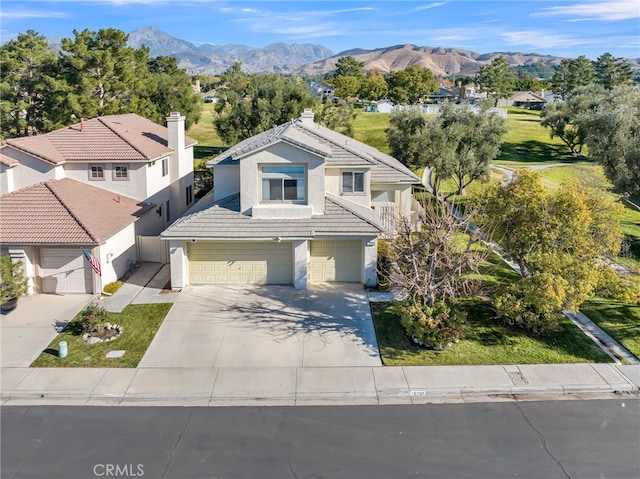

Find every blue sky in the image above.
[1,1,639,59]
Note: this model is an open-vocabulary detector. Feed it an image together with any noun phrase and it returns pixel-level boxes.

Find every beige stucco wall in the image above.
[239,142,325,216]
[213,165,240,201]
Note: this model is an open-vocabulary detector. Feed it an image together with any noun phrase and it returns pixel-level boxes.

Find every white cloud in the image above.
[0,8,68,19]
[534,0,640,21]
[502,30,592,49]
[411,2,447,13]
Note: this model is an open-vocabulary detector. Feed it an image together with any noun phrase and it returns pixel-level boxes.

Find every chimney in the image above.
[166,112,187,178]
[166,112,185,151]
[300,108,314,125]
[80,118,84,131]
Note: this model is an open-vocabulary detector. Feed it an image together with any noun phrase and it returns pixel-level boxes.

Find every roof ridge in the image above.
[97,116,153,160]
[294,121,376,165]
[45,180,98,243]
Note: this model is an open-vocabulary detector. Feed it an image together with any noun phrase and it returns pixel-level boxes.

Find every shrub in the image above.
[494,273,564,334]
[103,281,122,295]
[0,257,29,303]
[397,299,465,349]
[79,303,109,335]
[376,239,393,290]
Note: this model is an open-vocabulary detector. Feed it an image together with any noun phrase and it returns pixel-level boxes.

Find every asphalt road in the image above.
[2,399,639,479]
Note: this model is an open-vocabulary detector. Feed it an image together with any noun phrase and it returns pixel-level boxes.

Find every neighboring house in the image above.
[0,178,151,294]
[376,100,395,113]
[498,91,547,109]
[306,81,335,99]
[162,109,420,290]
[427,85,456,103]
[0,112,197,235]
[0,112,197,295]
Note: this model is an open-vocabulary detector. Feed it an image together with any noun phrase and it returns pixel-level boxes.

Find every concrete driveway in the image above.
[138,284,382,368]
[1,294,92,367]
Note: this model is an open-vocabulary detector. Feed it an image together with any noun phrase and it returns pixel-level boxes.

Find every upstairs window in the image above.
[89,165,104,180]
[162,158,168,177]
[261,165,306,202]
[186,185,193,206]
[342,171,365,194]
[113,165,129,180]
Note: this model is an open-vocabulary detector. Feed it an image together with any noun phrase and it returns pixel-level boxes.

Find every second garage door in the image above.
[189,242,292,285]
[309,240,362,282]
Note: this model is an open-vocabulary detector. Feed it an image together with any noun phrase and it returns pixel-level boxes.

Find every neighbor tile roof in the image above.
[207,115,419,184]
[0,151,18,168]
[0,178,152,245]
[4,114,197,165]
[161,192,382,240]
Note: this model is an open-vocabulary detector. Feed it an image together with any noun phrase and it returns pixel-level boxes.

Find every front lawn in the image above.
[371,299,612,366]
[580,297,640,361]
[31,303,171,368]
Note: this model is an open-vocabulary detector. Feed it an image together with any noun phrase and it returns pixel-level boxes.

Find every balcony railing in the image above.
[372,204,397,239]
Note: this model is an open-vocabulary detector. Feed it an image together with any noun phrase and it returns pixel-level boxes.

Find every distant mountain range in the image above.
[48,26,640,77]
[127,27,333,74]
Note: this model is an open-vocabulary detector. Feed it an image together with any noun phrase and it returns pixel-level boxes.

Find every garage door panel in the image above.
[310,240,362,283]
[189,242,292,285]
[40,248,93,294]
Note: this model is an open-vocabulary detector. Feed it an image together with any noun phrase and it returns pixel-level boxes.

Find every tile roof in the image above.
[161,192,382,240]
[4,114,197,165]
[207,114,420,184]
[0,178,152,245]
[0,150,18,168]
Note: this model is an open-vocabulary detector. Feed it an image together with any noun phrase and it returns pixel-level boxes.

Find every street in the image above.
[2,399,639,479]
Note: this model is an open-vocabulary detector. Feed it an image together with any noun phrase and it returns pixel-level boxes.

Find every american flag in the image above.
[81,248,101,276]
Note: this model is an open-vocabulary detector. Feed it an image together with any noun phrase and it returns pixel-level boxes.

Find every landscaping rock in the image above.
[105,350,126,359]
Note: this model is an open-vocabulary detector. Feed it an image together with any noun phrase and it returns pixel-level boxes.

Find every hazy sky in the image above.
[2,0,639,59]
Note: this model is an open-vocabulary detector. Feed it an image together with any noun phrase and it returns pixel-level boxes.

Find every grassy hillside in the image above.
[186,103,227,147]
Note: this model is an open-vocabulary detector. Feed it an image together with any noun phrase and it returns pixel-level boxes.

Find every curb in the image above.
[3,385,638,407]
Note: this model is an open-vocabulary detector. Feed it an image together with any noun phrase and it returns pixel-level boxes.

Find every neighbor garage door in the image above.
[40,248,93,293]
[189,242,292,285]
[309,240,362,282]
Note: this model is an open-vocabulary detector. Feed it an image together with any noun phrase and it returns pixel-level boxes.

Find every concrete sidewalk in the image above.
[1,363,638,407]
[103,262,164,312]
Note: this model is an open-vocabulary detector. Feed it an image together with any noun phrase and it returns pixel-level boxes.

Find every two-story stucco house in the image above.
[0,112,196,295]
[162,109,419,290]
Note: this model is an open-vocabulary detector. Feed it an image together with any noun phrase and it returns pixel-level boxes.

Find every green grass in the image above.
[31,303,171,368]
[580,297,640,361]
[371,299,611,366]
[494,107,577,166]
[186,103,227,147]
[351,111,391,153]
[535,163,607,192]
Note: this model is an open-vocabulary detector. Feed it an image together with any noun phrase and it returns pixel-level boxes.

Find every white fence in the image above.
[137,236,169,264]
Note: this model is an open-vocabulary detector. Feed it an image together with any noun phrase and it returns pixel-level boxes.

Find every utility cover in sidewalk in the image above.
[106,350,126,358]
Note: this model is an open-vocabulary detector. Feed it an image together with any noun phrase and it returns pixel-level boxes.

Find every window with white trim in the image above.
[162,158,168,177]
[113,165,129,180]
[260,165,306,202]
[342,171,365,194]
[89,165,104,180]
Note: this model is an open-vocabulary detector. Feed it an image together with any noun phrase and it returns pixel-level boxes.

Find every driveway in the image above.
[1,294,92,367]
[138,284,382,368]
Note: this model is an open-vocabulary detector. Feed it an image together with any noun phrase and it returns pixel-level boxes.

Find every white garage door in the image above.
[189,242,292,285]
[40,248,93,293]
[309,240,362,282]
